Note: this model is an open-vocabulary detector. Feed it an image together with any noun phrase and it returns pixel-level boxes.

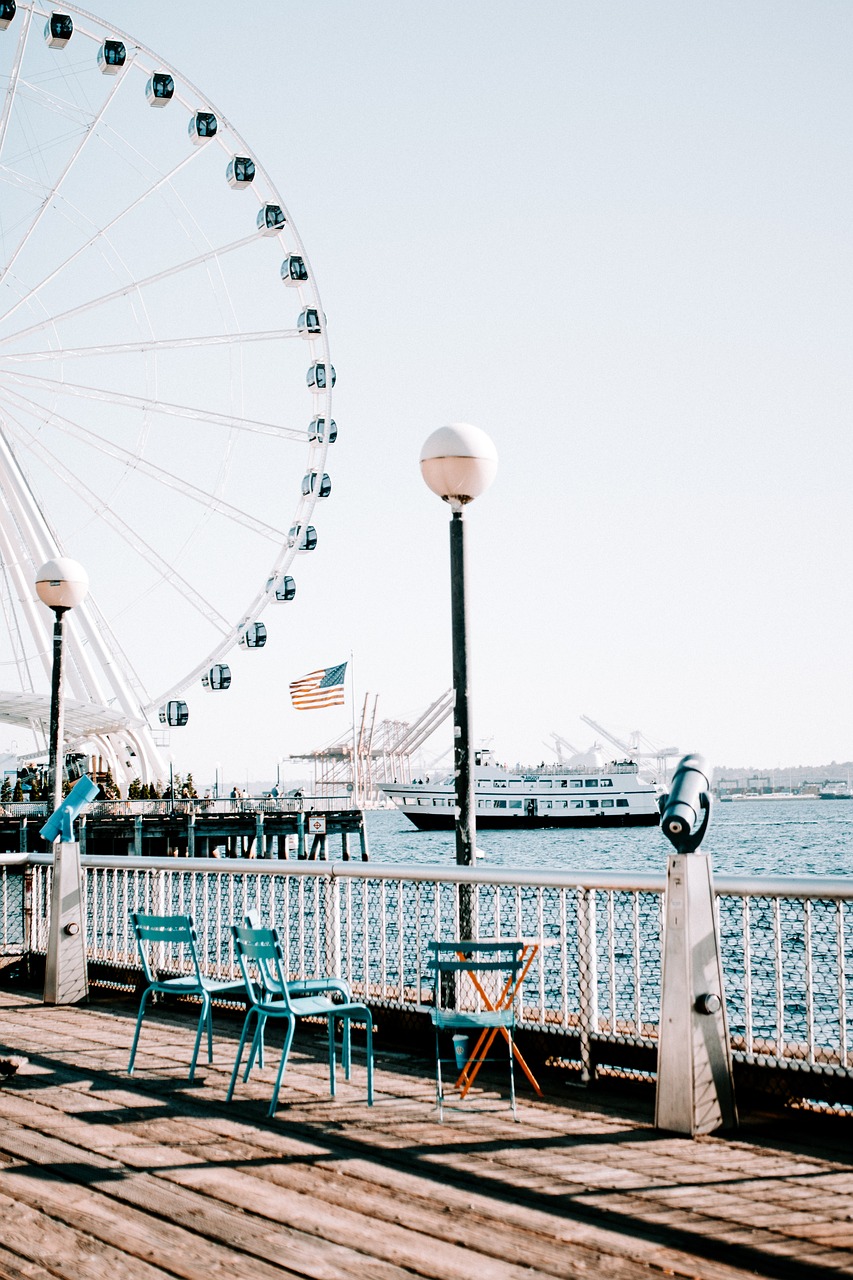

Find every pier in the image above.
[1,988,852,1279]
[0,798,369,861]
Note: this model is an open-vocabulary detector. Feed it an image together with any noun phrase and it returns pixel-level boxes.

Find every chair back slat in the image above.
[131,911,202,984]
[232,923,293,1010]
[427,939,526,1020]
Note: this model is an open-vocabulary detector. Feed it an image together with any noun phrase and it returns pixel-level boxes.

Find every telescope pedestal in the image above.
[44,841,89,1005]
[655,852,736,1135]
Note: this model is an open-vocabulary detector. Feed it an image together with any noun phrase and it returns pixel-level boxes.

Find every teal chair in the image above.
[227,922,374,1116]
[428,939,525,1121]
[127,912,246,1080]
[241,910,353,1069]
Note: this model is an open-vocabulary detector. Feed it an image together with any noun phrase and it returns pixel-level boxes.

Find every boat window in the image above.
[570,780,582,789]
[587,799,599,808]
[601,798,614,808]
[481,800,492,809]
[539,779,552,788]
[494,799,506,809]
[494,779,506,789]
[571,800,583,809]
[540,800,552,809]
[418,798,430,805]
[584,779,599,788]
[555,800,567,809]
[509,800,523,809]
[509,778,522,788]
[600,778,613,788]
[616,798,629,807]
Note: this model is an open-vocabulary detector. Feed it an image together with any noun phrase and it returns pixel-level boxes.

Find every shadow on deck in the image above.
[0,989,851,1280]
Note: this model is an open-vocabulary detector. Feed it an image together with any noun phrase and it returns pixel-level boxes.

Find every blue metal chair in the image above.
[241,910,353,1070]
[127,912,246,1080]
[428,939,525,1121]
[227,922,374,1116]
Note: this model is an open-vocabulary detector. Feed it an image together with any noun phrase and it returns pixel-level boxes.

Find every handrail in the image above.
[18,851,853,899]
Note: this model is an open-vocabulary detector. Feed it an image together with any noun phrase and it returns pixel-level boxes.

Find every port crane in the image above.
[579,715,679,782]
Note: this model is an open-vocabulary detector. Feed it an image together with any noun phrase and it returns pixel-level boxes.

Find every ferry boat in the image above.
[381,749,660,830]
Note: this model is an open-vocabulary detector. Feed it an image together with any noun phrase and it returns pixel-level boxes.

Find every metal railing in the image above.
[6,857,853,1088]
[0,794,356,819]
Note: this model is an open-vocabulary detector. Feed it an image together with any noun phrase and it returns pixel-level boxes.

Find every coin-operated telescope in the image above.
[42,775,99,1005]
[655,754,737,1135]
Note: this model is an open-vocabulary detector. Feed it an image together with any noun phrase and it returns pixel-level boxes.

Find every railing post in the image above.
[323,873,342,979]
[576,887,598,1083]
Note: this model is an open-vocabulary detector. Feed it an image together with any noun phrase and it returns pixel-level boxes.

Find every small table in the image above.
[454,938,550,1099]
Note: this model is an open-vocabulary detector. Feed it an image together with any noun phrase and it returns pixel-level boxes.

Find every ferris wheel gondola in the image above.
[0,3,336,785]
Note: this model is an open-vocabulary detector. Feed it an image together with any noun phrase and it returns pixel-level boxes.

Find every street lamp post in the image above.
[420,424,498,870]
[35,557,89,1004]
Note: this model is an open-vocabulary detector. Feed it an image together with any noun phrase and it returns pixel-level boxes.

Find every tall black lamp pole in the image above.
[36,557,89,1005]
[420,424,498,868]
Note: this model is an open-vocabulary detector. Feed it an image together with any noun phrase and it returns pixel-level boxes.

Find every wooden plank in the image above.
[0,1188,177,1280]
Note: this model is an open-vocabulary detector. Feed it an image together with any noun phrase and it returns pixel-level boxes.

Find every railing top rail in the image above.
[19,852,853,900]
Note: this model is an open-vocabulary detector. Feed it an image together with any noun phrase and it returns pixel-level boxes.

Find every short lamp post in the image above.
[420,424,498,869]
[35,556,89,1005]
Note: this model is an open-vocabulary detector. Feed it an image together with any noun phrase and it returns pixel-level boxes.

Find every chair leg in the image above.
[365,1014,373,1107]
[268,1017,295,1117]
[226,1007,258,1102]
[435,1027,444,1122]
[127,987,152,1074]
[342,1015,351,1078]
[205,998,215,1063]
[508,1028,518,1122]
[189,994,209,1081]
[328,1015,337,1098]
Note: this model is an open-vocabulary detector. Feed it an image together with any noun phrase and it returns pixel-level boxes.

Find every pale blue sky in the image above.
[18,2,853,779]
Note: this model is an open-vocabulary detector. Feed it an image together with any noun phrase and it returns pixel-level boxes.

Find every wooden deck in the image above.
[0,990,852,1280]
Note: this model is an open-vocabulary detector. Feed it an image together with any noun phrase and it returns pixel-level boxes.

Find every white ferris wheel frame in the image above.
[0,1,335,784]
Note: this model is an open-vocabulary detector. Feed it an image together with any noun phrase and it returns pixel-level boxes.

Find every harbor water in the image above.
[365,798,853,877]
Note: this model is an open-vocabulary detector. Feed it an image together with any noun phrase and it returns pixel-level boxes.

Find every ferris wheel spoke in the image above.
[1,369,306,443]
[2,328,301,361]
[0,59,130,288]
[2,409,234,636]
[0,5,33,163]
[0,231,258,346]
[0,144,200,333]
[1,383,289,542]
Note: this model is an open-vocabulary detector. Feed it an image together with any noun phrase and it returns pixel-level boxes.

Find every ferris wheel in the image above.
[0,3,336,784]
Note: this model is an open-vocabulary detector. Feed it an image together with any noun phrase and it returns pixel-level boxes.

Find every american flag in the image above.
[289,662,347,710]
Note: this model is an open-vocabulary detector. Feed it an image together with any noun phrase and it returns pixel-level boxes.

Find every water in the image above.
[365,799,853,877]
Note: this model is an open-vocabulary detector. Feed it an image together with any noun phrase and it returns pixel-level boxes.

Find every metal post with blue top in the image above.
[655,753,737,1134]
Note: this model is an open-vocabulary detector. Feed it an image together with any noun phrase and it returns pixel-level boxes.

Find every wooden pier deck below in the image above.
[0,990,852,1279]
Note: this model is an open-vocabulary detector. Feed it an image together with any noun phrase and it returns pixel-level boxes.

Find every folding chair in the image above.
[428,939,525,1121]
[226,923,374,1116]
[127,912,246,1080]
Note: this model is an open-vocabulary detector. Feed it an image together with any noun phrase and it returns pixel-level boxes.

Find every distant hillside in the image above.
[713,763,853,788]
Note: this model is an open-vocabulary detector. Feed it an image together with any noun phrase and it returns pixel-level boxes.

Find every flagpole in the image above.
[349,651,359,807]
